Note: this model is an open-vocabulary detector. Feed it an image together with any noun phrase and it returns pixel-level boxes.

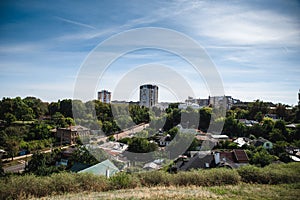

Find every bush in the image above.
[0,173,110,199]
[0,174,51,199]
[75,173,109,192]
[237,163,300,184]
[171,169,240,186]
[109,172,140,189]
[0,162,299,199]
[137,171,171,186]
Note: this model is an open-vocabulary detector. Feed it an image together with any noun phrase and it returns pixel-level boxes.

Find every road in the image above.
[97,123,149,142]
[1,145,70,162]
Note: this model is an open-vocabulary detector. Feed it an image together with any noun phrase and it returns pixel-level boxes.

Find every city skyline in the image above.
[0,1,299,105]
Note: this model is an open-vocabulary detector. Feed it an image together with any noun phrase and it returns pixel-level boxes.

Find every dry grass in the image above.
[2,163,299,199]
[32,183,300,200]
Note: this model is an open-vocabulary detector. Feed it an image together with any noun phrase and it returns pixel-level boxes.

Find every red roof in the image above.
[233,149,249,163]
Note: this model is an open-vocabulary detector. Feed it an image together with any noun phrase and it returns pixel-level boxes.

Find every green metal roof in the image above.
[78,159,119,176]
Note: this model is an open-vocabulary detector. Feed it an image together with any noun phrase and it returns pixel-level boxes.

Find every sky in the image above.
[0,0,299,105]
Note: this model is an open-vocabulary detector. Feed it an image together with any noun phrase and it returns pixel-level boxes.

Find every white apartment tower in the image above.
[139,84,158,107]
[98,90,111,103]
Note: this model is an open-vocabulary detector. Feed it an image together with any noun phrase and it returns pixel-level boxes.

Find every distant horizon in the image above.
[0,93,298,106]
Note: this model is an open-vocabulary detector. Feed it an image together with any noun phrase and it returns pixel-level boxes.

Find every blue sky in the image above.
[0,0,299,105]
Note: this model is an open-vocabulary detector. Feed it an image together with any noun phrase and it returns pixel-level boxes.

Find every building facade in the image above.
[98,90,111,103]
[139,84,158,107]
[55,125,90,145]
[208,96,238,110]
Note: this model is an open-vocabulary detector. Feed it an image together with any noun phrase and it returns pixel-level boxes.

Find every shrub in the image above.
[76,173,109,192]
[109,172,140,189]
[137,171,171,186]
[171,169,240,187]
[237,163,300,184]
[0,174,51,199]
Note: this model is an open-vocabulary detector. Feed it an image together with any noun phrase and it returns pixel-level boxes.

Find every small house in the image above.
[78,159,119,178]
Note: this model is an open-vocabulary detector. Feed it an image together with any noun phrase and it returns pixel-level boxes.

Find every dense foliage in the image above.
[0,97,151,161]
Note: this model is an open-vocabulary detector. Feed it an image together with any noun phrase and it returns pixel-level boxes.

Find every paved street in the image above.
[97,123,149,142]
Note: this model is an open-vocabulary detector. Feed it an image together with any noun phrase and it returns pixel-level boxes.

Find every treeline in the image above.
[148,100,300,141]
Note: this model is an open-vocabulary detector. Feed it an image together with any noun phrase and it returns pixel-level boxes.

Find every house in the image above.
[252,137,273,149]
[78,159,119,178]
[98,141,129,163]
[54,125,90,145]
[264,114,279,120]
[143,162,160,171]
[210,134,229,140]
[238,119,259,127]
[173,149,249,171]
[286,124,297,129]
[286,146,300,162]
[143,159,164,171]
[174,151,216,171]
[233,137,251,147]
[159,134,172,147]
[219,149,249,168]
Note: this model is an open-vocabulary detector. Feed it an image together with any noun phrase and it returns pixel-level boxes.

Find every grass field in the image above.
[32,183,300,200]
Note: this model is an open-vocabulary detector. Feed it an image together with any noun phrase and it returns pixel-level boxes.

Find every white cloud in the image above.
[169,1,300,46]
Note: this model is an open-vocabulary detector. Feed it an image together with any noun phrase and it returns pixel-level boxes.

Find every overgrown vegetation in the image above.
[0,162,299,199]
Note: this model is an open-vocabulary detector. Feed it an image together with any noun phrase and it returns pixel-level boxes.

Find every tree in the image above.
[59,99,73,118]
[65,117,75,126]
[52,112,67,128]
[127,137,158,153]
[48,102,59,116]
[4,136,21,160]
[198,107,211,132]
[261,117,275,139]
[250,148,276,167]
[235,108,249,119]
[274,120,287,135]
[248,100,269,120]
[269,129,285,143]
[23,97,48,119]
[129,105,150,124]
[167,127,179,139]
[25,151,63,176]
[3,113,16,125]
[254,111,263,122]
[69,146,100,166]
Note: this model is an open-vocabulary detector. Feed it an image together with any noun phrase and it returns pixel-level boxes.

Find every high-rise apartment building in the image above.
[139,84,158,107]
[98,90,111,103]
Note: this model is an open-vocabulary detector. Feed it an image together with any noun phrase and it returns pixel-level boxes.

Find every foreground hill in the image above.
[32,183,300,200]
[1,162,299,199]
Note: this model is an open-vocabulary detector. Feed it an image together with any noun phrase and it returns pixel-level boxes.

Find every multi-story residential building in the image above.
[209,96,236,110]
[139,84,158,107]
[98,90,111,103]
